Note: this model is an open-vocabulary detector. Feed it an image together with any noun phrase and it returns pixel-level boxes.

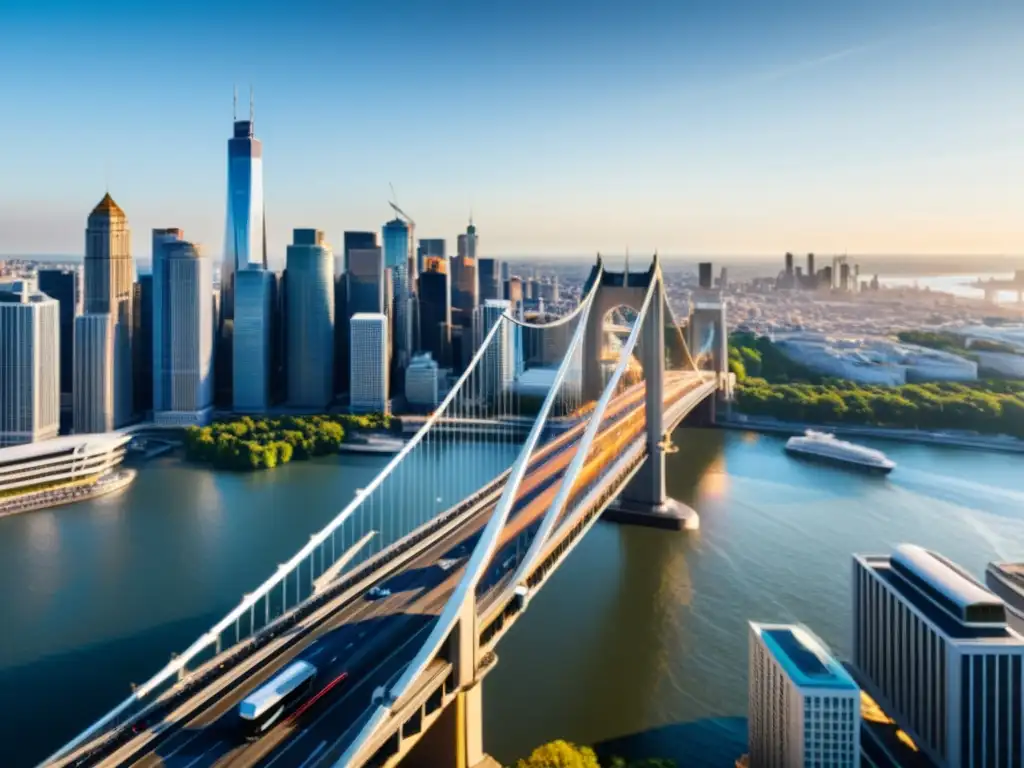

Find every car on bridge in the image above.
[366,585,392,600]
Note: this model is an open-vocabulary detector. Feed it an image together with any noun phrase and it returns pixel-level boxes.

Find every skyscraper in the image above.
[383,218,412,371]
[478,258,502,303]
[417,238,446,274]
[457,218,478,260]
[348,247,385,315]
[221,90,266,325]
[83,193,133,426]
[286,229,335,409]
[152,239,214,425]
[853,544,1024,767]
[334,272,350,395]
[451,253,478,336]
[343,231,377,274]
[0,281,60,446]
[418,257,451,368]
[132,275,153,415]
[481,299,513,399]
[350,313,388,413]
[748,622,860,768]
[73,313,115,434]
[36,269,79,402]
[234,267,275,412]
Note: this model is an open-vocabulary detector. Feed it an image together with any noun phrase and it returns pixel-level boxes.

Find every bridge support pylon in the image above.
[603,268,699,531]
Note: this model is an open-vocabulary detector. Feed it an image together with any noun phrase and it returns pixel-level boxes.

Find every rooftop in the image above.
[891,544,1001,612]
[90,192,125,218]
[752,622,858,690]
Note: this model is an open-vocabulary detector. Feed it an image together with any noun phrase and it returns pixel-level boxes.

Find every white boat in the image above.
[784,430,895,474]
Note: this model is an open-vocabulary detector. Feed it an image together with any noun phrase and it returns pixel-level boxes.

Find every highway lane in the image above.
[100,376,703,767]
[108,379,680,767]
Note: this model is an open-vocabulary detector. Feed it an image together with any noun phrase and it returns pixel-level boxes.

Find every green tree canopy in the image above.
[514,740,601,768]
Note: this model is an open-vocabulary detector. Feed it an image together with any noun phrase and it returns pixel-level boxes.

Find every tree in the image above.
[514,740,601,768]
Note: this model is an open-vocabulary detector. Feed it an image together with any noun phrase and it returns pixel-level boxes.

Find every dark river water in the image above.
[3,428,1023,767]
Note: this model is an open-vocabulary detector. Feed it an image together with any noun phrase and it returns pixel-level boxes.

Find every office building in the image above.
[418,257,451,368]
[334,272,349,395]
[457,217,478,261]
[785,252,794,278]
[505,275,523,308]
[220,91,266,326]
[451,252,478,339]
[748,622,860,768]
[73,314,115,434]
[698,262,713,289]
[132,275,153,415]
[36,269,79,400]
[234,267,275,412]
[417,238,446,274]
[478,258,502,302]
[152,240,214,426]
[719,267,729,290]
[0,282,60,446]
[286,229,335,408]
[350,313,388,413]
[500,261,510,284]
[481,299,513,399]
[807,253,815,278]
[84,193,133,426]
[343,231,377,274]
[840,263,851,292]
[383,218,412,370]
[405,353,441,409]
[853,544,1024,767]
[348,247,385,316]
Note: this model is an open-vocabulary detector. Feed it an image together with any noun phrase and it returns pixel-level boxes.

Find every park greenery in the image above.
[512,740,674,768]
[895,330,1019,355]
[728,332,1024,437]
[183,413,399,471]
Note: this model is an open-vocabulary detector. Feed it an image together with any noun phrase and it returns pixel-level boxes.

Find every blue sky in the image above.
[1,0,1021,263]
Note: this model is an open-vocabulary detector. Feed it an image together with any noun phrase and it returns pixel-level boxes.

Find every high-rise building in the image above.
[350,313,388,413]
[853,544,1024,767]
[481,299,513,399]
[36,269,79,401]
[73,313,115,434]
[807,253,815,278]
[748,622,860,768]
[505,276,523,308]
[152,240,214,426]
[477,257,501,303]
[286,229,335,409]
[417,238,446,274]
[839,263,851,292]
[348,247,385,315]
[334,272,350,395]
[698,262,713,289]
[342,231,377,274]
[383,218,412,370]
[500,261,510,284]
[132,275,153,415]
[234,267,275,412]
[451,253,478,338]
[418,257,451,368]
[785,252,794,278]
[84,193,133,426]
[0,281,60,446]
[221,92,266,325]
[405,353,441,410]
[457,218,478,261]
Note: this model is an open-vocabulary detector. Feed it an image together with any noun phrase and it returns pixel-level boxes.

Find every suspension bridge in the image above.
[44,254,729,768]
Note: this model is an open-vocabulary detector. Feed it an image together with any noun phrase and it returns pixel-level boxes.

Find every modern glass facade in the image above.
[451,254,478,337]
[481,299,513,400]
[234,268,275,412]
[286,229,335,408]
[132,275,153,415]
[417,258,451,368]
[348,248,385,316]
[73,313,115,434]
[416,238,446,273]
[383,218,412,370]
[478,258,501,303]
[221,118,266,325]
[350,313,388,413]
[36,269,79,398]
[343,231,377,274]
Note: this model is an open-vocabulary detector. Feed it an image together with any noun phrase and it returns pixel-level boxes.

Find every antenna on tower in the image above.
[233,85,238,121]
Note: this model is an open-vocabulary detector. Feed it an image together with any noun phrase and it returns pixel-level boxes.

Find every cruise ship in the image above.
[0,434,132,516]
[784,430,895,474]
[985,562,1024,636]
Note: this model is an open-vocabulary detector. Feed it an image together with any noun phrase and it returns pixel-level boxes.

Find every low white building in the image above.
[748,622,861,768]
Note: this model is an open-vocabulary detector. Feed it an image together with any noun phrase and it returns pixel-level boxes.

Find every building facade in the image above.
[405,353,440,409]
[132,275,153,415]
[342,231,377,274]
[350,313,389,413]
[73,313,115,434]
[0,282,60,446]
[286,229,335,408]
[749,622,860,768]
[83,193,134,426]
[383,218,412,371]
[233,267,275,412]
[853,544,1024,767]
[153,240,214,426]
[418,257,452,368]
[480,299,514,400]
[36,268,79,401]
[417,238,446,273]
[348,247,385,316]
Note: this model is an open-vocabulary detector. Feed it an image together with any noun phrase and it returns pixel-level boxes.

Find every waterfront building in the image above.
[233,267,275,412]
[481,299,514,399]
[418,256,451,368]
[220,92,266,326]
[132,275,153,415]
[0,281,60,446]
[383,218,412,370]
[417,238,446,274]
[350,313,388,413]
[405,352,441,409]
[286,229,335,409]
[153,240,214,426]
[36,268,79,401]
[342,231,377,274]
[748,622,860,768]
[348,247,385,316]
[84,193,133,425]
[73,313,115,434]
[0,433,129,499]
[478,258,502,302]
[852,544,1024,767]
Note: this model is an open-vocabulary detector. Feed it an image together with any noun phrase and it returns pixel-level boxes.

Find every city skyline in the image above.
[2,0,1022,259]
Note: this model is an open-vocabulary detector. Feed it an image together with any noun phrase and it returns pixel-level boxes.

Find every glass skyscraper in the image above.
[417,238,446,273]
[221,102,266,325]
[343,231,377,274]
[478,258,501,303]
[417,257,451,368]
[350,313,388,413]
[36,269,79,400]
[286,229,335,408]
[383,218,412,370]
[234,267,275,412]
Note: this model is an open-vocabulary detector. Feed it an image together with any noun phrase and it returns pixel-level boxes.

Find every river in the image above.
[3,429,1024,767]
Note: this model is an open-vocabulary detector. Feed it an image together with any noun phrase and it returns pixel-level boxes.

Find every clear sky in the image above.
[1,0,1021,263]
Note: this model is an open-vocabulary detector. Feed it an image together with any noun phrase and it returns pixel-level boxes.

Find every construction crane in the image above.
[388,182,415,229]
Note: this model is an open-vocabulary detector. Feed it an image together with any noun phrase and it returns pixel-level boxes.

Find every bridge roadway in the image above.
[84,373,705,768]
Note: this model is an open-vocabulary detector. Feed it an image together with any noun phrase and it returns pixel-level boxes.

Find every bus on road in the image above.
[238,660,318,739]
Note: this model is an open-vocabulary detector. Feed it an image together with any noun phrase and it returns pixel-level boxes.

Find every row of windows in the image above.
[960,652,1023,768]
